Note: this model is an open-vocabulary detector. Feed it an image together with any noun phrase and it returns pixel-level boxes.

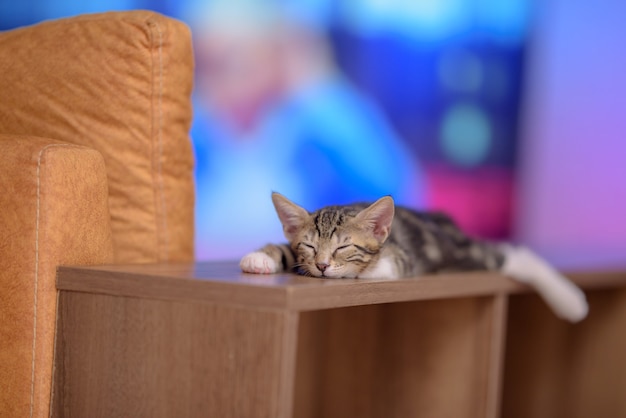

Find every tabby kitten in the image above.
[240,192,588,322]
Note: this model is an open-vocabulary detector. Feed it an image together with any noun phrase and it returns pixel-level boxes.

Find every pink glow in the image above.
[515,0,626,266]
[426,165,514,239]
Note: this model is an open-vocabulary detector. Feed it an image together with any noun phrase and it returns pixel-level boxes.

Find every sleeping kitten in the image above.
[240,192,588,322]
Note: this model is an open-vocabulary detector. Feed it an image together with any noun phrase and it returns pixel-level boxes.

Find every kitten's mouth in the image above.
[297,266,342,278]
[318,270,343,279]
[311,269,328,278]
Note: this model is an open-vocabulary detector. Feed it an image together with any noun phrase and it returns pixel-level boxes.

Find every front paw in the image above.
[240,252,279,274]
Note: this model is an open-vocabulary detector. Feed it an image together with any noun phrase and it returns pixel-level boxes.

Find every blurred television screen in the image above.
[185,0,528,259]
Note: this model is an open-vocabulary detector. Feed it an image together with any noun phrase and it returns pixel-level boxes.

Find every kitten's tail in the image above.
[499,245,588,323]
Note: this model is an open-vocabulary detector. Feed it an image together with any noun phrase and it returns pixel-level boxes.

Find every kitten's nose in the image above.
[316,262,329,272]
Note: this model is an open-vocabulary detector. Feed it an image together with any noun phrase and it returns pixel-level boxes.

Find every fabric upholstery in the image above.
[0,135,115,418]
[0,11,195,417]
[0,11,195,263]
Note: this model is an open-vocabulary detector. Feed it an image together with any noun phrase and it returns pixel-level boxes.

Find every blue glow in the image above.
[341,0,468,40]
[438,48,483,93]
[340,0,530,43]
[440,103,492,167]
[476,0,532,45]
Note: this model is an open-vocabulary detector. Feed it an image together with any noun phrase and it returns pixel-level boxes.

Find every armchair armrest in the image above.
[0,134,113,417]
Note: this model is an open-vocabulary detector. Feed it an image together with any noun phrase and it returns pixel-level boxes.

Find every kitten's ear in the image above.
[355,196,395,244]
[272,192,310,241]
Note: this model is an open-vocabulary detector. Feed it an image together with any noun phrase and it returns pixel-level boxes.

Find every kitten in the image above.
[240,192,588,322]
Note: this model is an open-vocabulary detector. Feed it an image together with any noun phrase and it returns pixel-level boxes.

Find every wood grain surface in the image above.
[502,288,626,418]
[56,262,626,311]
[294,297,505,418]
[52,262,626,417]
[52,292,299,418]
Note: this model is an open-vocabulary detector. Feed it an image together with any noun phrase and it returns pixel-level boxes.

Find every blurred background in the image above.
[2,0,625,268]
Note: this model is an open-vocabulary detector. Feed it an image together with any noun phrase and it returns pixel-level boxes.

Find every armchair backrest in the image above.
[0,10,195,264]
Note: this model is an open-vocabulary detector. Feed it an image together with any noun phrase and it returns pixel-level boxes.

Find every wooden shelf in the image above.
[57,262,623,310]
[52,262,626,418]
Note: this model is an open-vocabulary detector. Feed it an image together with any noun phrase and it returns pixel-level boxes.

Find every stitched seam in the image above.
[32,144,74,418]
[150,19,170,262]
[48,290,60,418]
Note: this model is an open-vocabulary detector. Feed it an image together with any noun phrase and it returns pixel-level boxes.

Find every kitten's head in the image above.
[272,192,394,278]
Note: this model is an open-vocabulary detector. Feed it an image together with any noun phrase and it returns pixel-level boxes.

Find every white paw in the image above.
[240,252,279,274]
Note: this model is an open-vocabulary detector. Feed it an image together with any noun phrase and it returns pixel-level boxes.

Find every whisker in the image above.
[294,265,309,276]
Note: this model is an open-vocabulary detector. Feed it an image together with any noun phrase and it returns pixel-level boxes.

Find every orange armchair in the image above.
[0,11,195,417]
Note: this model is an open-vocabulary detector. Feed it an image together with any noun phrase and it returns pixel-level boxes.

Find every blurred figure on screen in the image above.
[186,0,425,259]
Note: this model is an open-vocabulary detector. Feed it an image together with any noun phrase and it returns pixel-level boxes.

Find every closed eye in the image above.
[333,245,352,256]
[299,243,317,254]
